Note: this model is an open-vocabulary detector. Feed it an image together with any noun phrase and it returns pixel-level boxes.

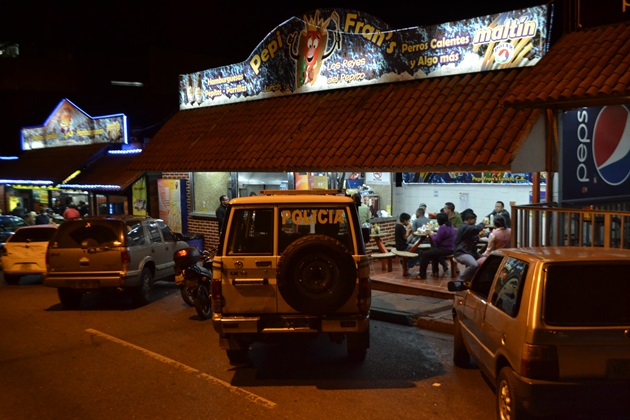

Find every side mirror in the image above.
[447,280,468,292]
[173,232,184,242]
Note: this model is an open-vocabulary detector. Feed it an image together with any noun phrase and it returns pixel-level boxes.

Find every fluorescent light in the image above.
[111,80,144,87]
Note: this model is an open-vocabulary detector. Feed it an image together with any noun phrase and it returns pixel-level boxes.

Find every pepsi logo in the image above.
[593,105,630,186]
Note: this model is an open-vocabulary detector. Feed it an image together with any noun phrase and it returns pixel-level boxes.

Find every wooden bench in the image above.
[391,249,419,276]
[370,252,395,272]
[443,255,458,279]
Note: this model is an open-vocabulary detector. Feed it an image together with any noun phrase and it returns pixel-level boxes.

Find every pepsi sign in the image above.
[561,105,630,202]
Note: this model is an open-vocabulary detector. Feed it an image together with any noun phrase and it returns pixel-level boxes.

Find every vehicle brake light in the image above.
[521,343,559,380]
[121,250,131,265]
[174,249,189,258]
[211,278,222,313]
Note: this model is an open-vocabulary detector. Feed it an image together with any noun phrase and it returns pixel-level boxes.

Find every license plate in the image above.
[67,280,100,289]
[607,360,630,380]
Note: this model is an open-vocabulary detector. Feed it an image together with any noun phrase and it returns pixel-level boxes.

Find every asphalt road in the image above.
[0,275,496,419]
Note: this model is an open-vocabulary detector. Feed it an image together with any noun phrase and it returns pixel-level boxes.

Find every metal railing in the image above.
[511,203,630,249]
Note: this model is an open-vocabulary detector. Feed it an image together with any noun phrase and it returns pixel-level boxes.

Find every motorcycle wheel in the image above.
[194,283,212,320]
[179,285,195,307]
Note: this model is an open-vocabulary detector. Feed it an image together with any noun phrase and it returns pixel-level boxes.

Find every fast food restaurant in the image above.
[0,99,148,217]
[130,6,564,246]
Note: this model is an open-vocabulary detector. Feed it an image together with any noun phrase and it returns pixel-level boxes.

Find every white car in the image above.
[1,225,58,285]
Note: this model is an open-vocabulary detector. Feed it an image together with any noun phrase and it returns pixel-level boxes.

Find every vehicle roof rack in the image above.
[259,189,344,196]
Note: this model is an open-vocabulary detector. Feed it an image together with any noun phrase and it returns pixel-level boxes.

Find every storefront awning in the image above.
[0,144,109,185]
[59,151,145,192]
[129,68,543,173]
[503,22,630,109]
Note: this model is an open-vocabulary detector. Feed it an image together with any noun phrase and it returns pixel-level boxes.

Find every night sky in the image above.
[1,1,551,155]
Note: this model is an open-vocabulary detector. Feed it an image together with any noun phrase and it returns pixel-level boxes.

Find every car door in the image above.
[220,207,277,313]
[481,257,529,376]
[459,254,504,370]
[146,220,172,280]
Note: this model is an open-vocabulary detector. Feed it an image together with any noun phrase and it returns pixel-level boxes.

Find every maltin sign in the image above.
[179,5,550,109]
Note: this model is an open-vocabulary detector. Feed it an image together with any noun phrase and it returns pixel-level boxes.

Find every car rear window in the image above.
[52,221,124,249]
[9,227,57,242]
[544,263,630,326]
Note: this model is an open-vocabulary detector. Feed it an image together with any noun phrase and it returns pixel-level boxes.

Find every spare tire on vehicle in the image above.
[277,234,357,315]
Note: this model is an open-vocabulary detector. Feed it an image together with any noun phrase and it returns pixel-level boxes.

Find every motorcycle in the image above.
[174,246,215,319]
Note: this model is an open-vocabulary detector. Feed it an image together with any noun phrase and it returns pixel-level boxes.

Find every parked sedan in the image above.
[0,215,28,248]
[1,224,58,284]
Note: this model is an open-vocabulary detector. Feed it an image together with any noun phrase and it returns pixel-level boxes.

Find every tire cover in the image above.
[277,234,357,315]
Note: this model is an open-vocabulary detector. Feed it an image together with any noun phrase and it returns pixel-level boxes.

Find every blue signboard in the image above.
[561,105,630,203]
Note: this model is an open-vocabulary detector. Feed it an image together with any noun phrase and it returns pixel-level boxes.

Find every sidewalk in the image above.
[368,257,458,334]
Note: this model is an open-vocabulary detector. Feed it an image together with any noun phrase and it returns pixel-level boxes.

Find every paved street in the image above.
[0,276,496,419]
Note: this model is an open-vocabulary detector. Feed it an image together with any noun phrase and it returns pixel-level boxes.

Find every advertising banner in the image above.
[179,5,550,109]
[132,177,148,216]
[21,99,127,150]
[403,172,541,184]
[157,179,188,233]
[561,105,630,203]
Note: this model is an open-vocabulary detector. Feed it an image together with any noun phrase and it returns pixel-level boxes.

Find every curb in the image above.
[371,279,454,300]
[413,316,454,335]
[370,308,415,327]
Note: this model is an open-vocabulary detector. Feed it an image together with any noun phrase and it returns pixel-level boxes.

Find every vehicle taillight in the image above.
[211,260,223,313]
[121,250,131,265]
[357,256,371,315]
[521,343,559,380]
[174,249,188,259]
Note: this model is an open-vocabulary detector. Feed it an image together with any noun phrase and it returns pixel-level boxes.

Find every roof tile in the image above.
[504,22,630,108]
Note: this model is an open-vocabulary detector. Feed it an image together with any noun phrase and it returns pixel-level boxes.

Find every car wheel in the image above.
[277,234,357,315]
[194,283,212,320]
[180,285,195,307]
[131,268,153,306]
[4,274,20,285]
[58,288,82,309]
[453,318,470,367]
[347,327,369,362]
[496,367,527,420]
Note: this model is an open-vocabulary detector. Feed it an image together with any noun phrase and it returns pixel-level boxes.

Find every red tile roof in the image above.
[503,22,630,108]
[130,69,541,173]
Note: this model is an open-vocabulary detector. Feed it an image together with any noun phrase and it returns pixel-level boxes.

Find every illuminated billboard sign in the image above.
[21,99,127,150]
[179,5,550,109]
[561,105,630,203]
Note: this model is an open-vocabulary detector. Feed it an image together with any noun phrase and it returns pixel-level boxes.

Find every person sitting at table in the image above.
[476,215,512,266]
[487,200,511,228]
[417,212,456,279]
[408,207,431,245]
[453,209,486,284]
[395,212,420,269]
[443,202,463,229]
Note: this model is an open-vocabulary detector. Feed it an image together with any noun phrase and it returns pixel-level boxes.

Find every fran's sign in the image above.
[561,105,630,202]
[179,5,550,109]
[21,99,127,150]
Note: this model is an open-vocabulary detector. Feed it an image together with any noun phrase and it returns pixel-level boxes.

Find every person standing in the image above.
[487,200,511,228]
[351,193,370,225]
[62,203,81,220]
[11,203,26,220]
[453,209,486,283]
[418,212,456,279]
[35,208,50,225]
[443,202,463,229]
[216,195,229,233]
